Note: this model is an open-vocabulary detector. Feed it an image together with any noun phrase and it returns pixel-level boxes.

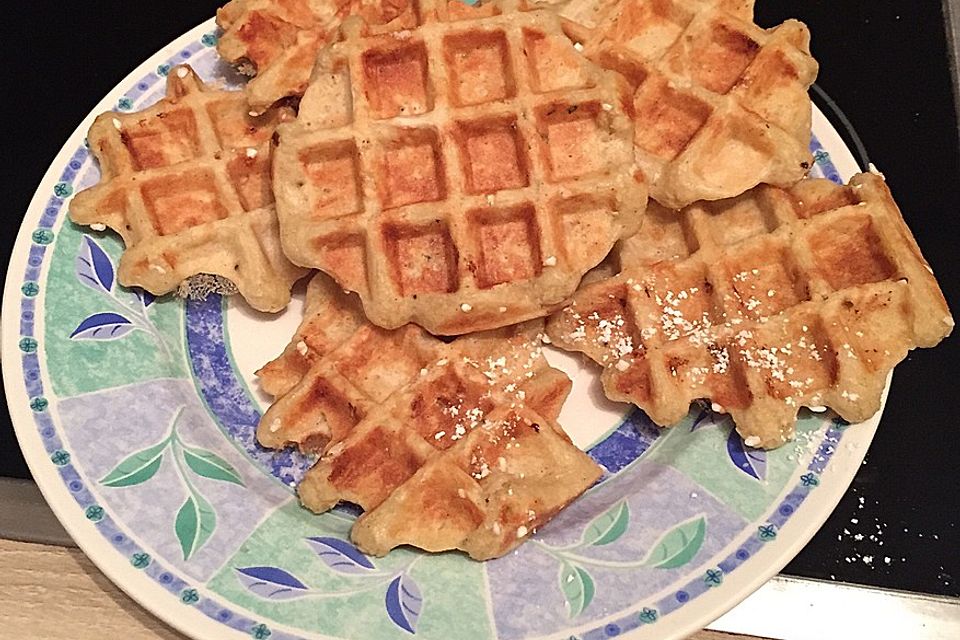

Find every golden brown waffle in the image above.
[256,273,437,451]
[294,342,581,512]
[294,353,596,560]
[256,273,368,399]
[216,0,419,113]
[256,273,595,559]
[537,0,817,209]
[547,174,953,448]
[69,66,308,312]
[273,0,647,335]
[257,272,572,453]
[351,405,601,559]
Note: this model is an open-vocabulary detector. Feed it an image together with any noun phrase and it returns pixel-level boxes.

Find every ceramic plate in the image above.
[3,19,877,640]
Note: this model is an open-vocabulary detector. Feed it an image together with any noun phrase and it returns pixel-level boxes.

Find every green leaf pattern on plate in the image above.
[182,446,245,486]
[98,406,246,560]
[642,515,707,569]
[535,500,711,619]
[580,501,629,547]
[100,440,167,487]
[175,491,217,561]
[559,562,595,618]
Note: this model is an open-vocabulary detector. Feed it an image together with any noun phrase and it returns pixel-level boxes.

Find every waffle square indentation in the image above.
[379,128,446,209]
[121,109,200,170]
[536,102,606,181]
[632,263,718,349]
[334,328,428,403]
[609,0,693,60]
[685,22,760,94]
[704,194,780,246]
[523,28,591,93]
[724,243,810,320]
[470,204,542,289]
[384,221,460,295]
[141,171,228,235]
[404,368,493,450]
[362,42,433,119]
[443,30,516,106]
[740,315,838,400]
[299,140,364,219]
[807,214,896,291]
[793,185,859,219]
[455,117,529,194]
[634,83,712,160]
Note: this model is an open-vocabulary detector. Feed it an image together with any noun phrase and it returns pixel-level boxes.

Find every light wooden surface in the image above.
[0,538,764,639]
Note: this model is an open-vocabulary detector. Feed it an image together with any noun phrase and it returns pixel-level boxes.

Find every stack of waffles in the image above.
[68,0,952,559]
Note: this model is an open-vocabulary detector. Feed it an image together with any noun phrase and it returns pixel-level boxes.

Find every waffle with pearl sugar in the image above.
[256,273,569,452]
[256,274,596,559]
[258,270,573,452]
[547,173,953,448]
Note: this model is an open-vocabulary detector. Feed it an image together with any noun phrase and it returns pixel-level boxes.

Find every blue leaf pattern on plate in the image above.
[235,566,310,601]
[70,312,134,340]
[134,288,156,307]
[689,409,710,431]
[726,428,767,481]
[305,536,376,574]
[385,574,423,634]
[690,407,729,432]
[76,236,114,292]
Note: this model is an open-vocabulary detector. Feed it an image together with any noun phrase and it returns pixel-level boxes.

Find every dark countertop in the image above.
[2,0,958,597]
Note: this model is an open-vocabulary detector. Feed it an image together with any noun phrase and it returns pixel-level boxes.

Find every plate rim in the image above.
[1,16,883,640]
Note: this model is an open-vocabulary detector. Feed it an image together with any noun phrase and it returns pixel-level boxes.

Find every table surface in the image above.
[1,0,958,636]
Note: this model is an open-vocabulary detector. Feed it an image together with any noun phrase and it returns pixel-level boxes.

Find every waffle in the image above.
[255,273,595,559]
[293,352,596,560]
[256,273,436,451]
[257,272,572,453]
[216,0,419,113]
[69,66,308,313]
[350,404,602,559]
[535,0,817,209]
[547,174,953,448]
[272,0,647,335]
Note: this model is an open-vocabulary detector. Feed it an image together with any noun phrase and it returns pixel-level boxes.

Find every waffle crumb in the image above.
[177,274,238,300]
